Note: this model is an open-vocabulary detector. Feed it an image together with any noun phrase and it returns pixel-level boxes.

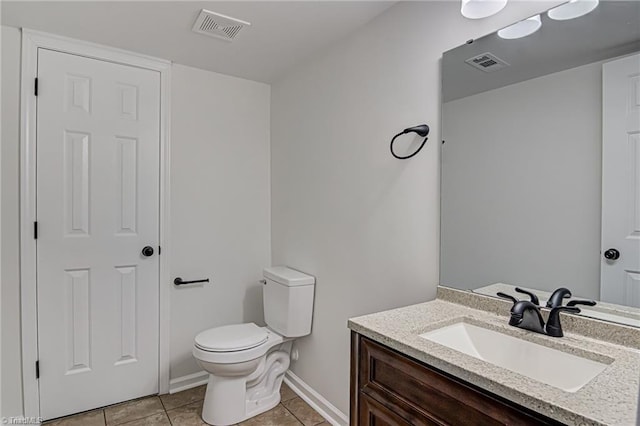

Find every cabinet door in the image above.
[359,394,436,426]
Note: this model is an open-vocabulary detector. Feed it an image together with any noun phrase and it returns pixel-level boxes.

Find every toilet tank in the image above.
[263,266,315,337]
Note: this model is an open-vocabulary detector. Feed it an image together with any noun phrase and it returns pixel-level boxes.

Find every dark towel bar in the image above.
[174,277,209,286]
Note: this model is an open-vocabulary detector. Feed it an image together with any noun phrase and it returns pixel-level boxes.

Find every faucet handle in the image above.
[515,287,540,305]
[567,299,596,307]
[497,292,518,305]
[509,301,545,333]
[546,306,580,337]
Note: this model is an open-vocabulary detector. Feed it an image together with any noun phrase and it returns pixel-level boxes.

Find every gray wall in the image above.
[169,64,271,381]
[271,1,562,415]
[441,61,603,298]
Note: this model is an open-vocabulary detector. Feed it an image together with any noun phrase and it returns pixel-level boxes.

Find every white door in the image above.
[601,53,640,307]
[36,48,161,420]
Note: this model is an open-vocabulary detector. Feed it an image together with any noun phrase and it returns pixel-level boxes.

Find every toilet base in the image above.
[244,392,281,422]
[200,342,292,425]
[202,375,248,426]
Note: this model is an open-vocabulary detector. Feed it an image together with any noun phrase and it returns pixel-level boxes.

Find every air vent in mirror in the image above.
[465,52,509,73]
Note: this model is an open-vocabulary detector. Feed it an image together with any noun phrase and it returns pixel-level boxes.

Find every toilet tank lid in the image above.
[263,266,315,286]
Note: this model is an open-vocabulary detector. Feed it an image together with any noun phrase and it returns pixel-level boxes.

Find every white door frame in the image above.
[19,29,172,418]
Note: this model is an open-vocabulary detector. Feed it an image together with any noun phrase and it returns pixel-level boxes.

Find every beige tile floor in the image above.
[44,383,330,426]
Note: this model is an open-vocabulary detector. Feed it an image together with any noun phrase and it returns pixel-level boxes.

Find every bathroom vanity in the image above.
[348,287,640,426]
[351,334,560,425]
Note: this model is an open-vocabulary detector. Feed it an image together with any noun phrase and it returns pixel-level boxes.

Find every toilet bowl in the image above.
[193,266,315,425]
[193,323,291,425]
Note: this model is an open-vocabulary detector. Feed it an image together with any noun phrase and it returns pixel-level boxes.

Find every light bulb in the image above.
[547,0,599,21]
[461,0,508,20]
[498,15,542,39]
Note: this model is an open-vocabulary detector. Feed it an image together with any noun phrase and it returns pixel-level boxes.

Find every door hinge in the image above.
[34,221,38,239]
[35,360,40,379]
[34,78,38,96]
[158,246,161,255]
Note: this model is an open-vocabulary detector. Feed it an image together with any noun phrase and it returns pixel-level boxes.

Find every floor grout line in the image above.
[282,396,330,426]
[158,394,168,412]
[115,410,171,426]
[282,399,305,426]
[166,405,174,426]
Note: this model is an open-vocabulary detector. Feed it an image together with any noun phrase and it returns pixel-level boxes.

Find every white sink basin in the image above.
[420,321,610,392]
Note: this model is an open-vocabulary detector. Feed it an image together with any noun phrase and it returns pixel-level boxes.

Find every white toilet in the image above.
[193,266,315,426]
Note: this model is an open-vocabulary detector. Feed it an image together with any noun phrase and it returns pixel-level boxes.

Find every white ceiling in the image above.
[1,1,395,83]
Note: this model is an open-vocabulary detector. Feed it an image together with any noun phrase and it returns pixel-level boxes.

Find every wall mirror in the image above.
[440,0,640,327]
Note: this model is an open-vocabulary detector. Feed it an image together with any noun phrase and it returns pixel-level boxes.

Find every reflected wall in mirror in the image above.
[440,0,640,327]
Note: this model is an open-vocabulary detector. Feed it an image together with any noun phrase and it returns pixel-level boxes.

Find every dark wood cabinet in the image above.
[350,332,563,426]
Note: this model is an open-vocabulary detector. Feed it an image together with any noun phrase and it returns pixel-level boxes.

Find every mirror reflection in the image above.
[440,1,640,327]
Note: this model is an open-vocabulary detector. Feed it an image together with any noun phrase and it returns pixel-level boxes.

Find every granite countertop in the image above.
[348,299,640,426]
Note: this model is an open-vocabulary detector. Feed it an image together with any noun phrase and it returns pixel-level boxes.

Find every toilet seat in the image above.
[193,325,284,365]
[195,323,268,352]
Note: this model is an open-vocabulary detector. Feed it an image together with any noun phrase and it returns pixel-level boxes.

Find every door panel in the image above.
[601,53,640,307]
[36,48,161,420]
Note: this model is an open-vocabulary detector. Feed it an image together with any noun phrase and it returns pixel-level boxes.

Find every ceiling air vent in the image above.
[465,52,509,73]
[192,9,251,42]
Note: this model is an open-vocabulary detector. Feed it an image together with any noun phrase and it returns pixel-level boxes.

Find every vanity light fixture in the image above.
[461,0,508,19]
[497,14,542,39]
[547,0,599,21]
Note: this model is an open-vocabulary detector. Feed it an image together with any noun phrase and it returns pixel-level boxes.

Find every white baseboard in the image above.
[284,371,349,426]
[168,371,209,394]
